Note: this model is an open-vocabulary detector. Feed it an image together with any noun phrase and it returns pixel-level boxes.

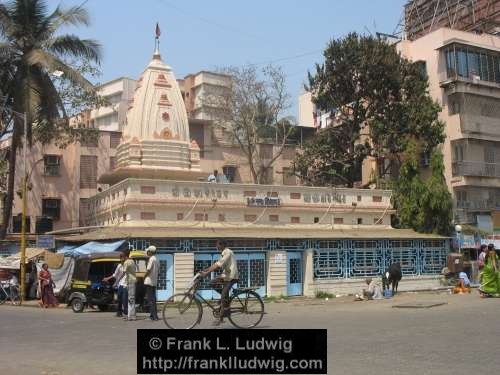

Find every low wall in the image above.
[306,275,443,297]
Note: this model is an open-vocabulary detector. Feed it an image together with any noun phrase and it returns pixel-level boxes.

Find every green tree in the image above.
[293,32,452,234]
[0,0,101,238]
[295,33,445,185]
[392,145,452,235]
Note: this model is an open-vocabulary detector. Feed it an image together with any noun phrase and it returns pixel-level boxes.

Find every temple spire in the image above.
[154,22,161,58]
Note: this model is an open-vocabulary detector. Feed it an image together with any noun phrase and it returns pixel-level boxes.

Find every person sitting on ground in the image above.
[453,271,471,294]
[355,278,383,301]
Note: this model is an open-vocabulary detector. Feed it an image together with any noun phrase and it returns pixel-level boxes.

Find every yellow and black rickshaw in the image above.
[65,250,148,313]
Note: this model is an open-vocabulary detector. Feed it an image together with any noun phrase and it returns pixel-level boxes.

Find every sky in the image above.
[60,0,407,118]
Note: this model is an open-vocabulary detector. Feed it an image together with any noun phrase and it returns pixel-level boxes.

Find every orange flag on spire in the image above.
[155,23,161,38]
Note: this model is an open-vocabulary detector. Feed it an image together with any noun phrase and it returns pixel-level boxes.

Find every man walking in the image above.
[122,250,137,321]
[144,245,159,321]
[201,239,239,325]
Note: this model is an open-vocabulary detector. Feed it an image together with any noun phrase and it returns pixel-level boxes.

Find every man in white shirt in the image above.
[207,169,218,183]
[201,239,239,325]
[103,252,127,317]
[144,245,159,321]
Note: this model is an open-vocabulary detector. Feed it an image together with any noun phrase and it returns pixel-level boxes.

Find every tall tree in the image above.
[295,33,445,186]
[293,33,452,234]
[203,64,295,184]
[392,145,452,235]
[0,0,101,238]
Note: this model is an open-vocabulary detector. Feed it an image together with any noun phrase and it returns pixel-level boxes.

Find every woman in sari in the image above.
[38,263,58,308]
[479,244,500,298]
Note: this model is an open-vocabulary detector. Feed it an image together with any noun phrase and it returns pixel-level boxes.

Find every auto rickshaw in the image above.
[65,250,148,313]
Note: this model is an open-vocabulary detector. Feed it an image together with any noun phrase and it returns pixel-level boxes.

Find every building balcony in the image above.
[455,199,500,211]
[452,161,500,178]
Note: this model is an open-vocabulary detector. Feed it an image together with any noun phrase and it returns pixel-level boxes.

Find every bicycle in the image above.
[162,273,264,329]
[0,280,21,306]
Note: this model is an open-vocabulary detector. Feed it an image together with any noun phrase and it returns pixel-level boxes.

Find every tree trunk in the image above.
[0,132,18,239]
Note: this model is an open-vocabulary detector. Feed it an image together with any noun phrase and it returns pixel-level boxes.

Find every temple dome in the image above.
[122,52,190,142]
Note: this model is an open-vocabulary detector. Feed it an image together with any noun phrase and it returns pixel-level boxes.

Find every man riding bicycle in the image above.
[200,239,239,325]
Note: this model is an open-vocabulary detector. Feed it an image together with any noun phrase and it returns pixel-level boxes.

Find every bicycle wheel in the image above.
[10,286,20,305]
[228,290,264,329]
[162,293,202,329]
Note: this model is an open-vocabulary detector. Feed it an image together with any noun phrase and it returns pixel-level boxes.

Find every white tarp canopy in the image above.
[0,248,46,270]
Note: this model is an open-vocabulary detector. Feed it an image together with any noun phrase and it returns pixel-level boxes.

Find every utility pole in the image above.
[20,112,27,304]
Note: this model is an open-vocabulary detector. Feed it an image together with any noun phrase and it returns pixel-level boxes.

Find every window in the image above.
[35,216,53,233]
[269,214,279,222]
[44,155,61,176]
[80,155,98,188]
[290,193,301,199]
[415,60,427,79]
[195,213,208,221]
[222,166,236,183]
[109,156,116,171]
[357,218,363,225]
[177,213,183,220]
[445,44,500,84]
[334,217,343,224]
[245,214,257,222]
[374,218,382,225]
[110,133,121,149]
[42,199,61,220]
[260,144,273,159]
[314,217,319,223]
[140,212,155,220]
[454,145,464,162]
[261,167,274,184]
[218,213,226,222]
[141,186,156,194]
[291,217,300,224]
[12,214,30,233]
[372,196,382,203]
[357,195,362,202]
[282,167,296,186]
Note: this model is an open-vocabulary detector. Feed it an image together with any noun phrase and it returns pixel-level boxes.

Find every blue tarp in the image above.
[56,240,126,256]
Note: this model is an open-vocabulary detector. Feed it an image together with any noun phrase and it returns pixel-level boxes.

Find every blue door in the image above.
[235,253,266,297]
[156,253,173,300]
[287,252,303,296]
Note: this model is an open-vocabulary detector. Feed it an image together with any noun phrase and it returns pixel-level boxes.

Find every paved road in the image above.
[1,291,499,375]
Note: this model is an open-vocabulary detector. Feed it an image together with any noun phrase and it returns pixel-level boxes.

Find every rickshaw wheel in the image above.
[71,298,84,313]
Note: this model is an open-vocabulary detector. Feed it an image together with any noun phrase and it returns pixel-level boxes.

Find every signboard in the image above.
[36,235,55,249]
[247,196,281,207]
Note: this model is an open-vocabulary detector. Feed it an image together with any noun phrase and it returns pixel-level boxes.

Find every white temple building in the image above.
[54,33,448,299]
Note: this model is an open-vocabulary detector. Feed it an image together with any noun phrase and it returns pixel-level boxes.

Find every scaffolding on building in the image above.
[404,0,500,40]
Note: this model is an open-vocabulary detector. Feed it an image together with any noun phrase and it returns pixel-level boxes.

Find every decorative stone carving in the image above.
[131,137,141,144]
[158,93,172,106]
[154,73,172,88]
[159,127,174,140]
[161,112,170,121]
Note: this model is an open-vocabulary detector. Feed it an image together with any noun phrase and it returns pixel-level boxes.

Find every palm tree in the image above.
[0,0,101,238]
